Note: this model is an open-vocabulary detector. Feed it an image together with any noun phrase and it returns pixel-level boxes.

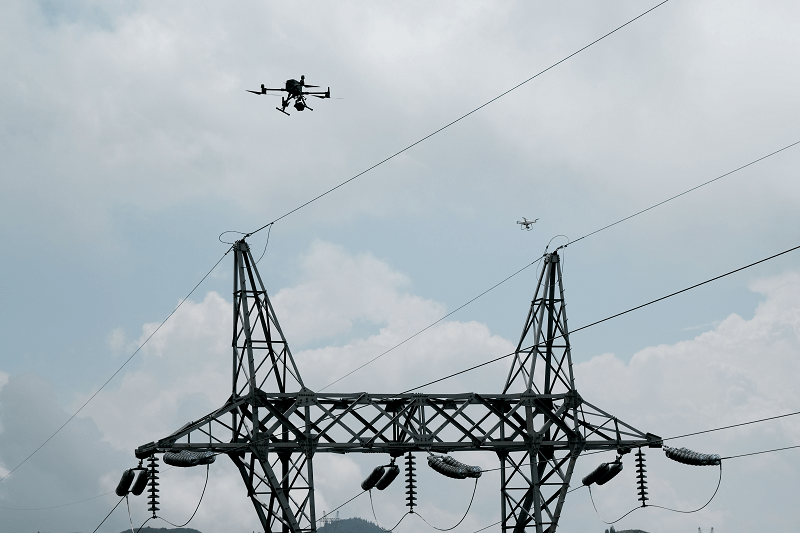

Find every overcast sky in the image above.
[1,1,800,532]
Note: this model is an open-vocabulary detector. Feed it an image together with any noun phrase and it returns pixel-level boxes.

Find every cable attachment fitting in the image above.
[405,452,416,514]
[635,448,648,507]
[147,455,160,518]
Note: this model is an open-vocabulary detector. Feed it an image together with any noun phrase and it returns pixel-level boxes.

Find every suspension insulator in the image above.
[635,449,648,507]
[131,469,149,496]
[663,446,721,466]
[405,453,416,514]
[596,461,623,486]
[115,469,135,497]
[443,455,482,478]
[361,466,386,491]
[163,450,216,468]
[147,456,160,518]
[376,464,400,490]
[427,455,483,479]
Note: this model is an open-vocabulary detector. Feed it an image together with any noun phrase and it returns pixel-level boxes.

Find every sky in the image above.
[1,0,800,532]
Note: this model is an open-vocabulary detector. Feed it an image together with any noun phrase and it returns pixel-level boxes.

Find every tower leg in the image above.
[501,447,577,533]
[229,447,315,532]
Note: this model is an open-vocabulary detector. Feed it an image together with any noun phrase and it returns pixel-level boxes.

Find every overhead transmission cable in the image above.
[416,477,480,531]
[569,138,800,246]
[579,408,800,461]
[243,0,672,239]
[156,464,210,528]
[368,478,479,532]
[0,247,233,484]
[587,463,722,524]
[400,242,800,394]
[126,496,135,533]
[90,496,126,533]
[0,490,115,511]
[317,137,800,391]
[319,255,546,391]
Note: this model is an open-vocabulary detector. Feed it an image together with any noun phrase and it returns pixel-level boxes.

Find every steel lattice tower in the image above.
[135,241,660,532]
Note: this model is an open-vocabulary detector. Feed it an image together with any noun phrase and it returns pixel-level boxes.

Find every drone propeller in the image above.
[310,87,331,99]
[303,84,320,88]
[247,84,270,95]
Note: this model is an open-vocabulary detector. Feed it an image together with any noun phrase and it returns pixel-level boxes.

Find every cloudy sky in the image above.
[1,0,800,532]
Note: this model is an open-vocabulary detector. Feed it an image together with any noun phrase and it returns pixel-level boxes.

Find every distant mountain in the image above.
[318,517,386,532]
[118,528,202,533]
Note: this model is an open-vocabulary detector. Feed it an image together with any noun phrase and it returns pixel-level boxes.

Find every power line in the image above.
[0,247,232,484]
[315,136,800,392]
[588,463,722,524]
[722,444,800,460]
[400,242,800,393]
[668,410,800,442]
[568,138,800,246]
[244,0,672,238]
[157,464,210,528]
[90,496,125,533]
[0,491,114,511]
[319,256,546,391]
[568,243,800,334]
[318,490,367,523]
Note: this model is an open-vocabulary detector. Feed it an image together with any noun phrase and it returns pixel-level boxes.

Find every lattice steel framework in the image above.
[135,241,660,533]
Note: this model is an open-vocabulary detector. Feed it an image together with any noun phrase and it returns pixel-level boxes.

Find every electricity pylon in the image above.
[135,241,660,532]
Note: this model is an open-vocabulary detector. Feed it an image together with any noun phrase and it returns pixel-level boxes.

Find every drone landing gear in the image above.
[276,107,290,116]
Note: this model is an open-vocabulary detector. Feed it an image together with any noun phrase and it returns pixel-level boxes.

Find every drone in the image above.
[517,217,539,230]
[247,75,330,116]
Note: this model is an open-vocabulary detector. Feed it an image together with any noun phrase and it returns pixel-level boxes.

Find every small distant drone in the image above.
[247,75,330,116]
[517,217,538,230]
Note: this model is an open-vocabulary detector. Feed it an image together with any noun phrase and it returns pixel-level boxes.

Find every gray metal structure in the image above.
[134,240,660,533]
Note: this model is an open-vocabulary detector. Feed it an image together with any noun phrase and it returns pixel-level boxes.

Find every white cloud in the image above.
[562,269,800,532]
[0,373,131,533]
[274,241,514,393]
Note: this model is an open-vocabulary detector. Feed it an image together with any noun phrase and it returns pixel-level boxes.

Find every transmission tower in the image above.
[134,241,660,532]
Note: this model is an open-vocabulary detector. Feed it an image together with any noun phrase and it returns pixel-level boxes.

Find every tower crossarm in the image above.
[136,390,659,458]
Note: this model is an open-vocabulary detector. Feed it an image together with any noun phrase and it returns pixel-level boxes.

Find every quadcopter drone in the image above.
[247,75,330,116]
[517,217,539,230]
